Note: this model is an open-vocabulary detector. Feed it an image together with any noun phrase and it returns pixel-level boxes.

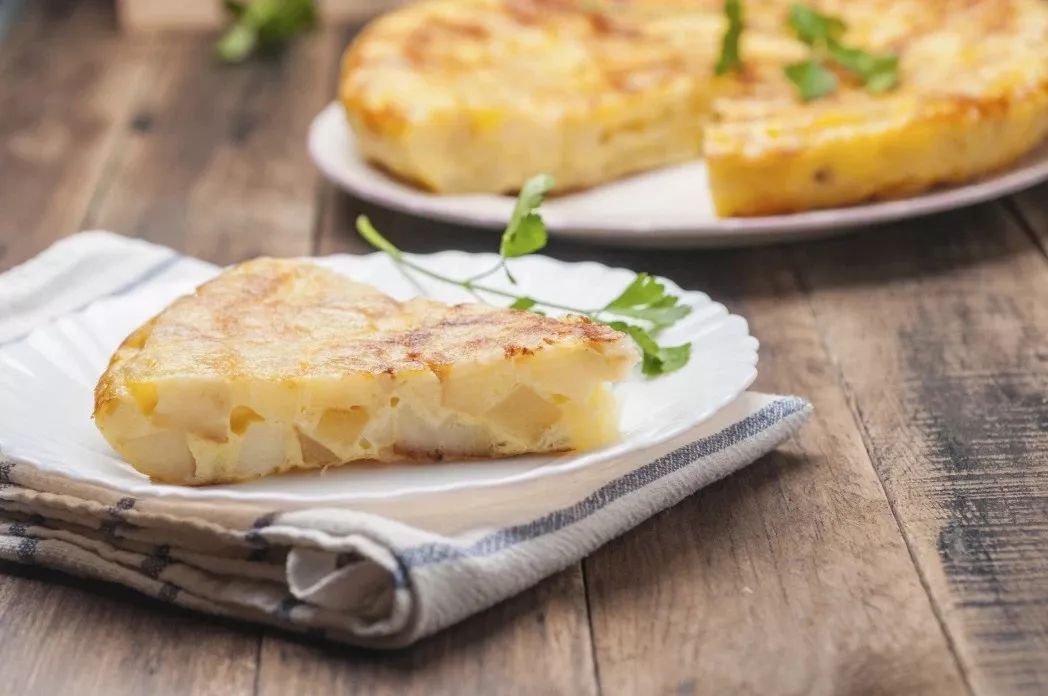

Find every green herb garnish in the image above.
[603,273,691,329]
[787,3,845,46]
[500,174,554,259]
[784,59,837,101]
[715,0,745,76]
[509,297,538,311]
[784,3,898,100]
[356,215,402,260]
[216,0,316,63]
[608,322,692,377]
[828,43,899,92]
[356,175,692,377]
[489,173,554,284]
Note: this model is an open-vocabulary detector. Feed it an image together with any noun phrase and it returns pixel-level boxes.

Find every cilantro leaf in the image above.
[604,300,690,328]
[256,0,315,38]
[788,3,845,47]
[502,214,546,259]
[829,42,898,91]
[356,215,403,260]
[500,174,554,259]
[654,342,692,374]
[216,23,259,62]
[604,276,692,376]
[826,42,874,74]
[223,0,247,17]
[715,0,744,76]
[217,0,316,63]
[356,187,693,379]
[786,4,898,98]
[864,65,898,93]
[784,59,837,101]
[607,321,692,377]
[605,273,665,308]
[603,273,691,328]
[509,297,537,310]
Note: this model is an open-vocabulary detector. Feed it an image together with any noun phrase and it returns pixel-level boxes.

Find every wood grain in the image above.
[0,0,146,271]
[793,204,1048,695]
[573,246,968,696]
[259,155,603,696]
[257,568,598,695]
[0,10,348,696]
[85,29,343,262]
[115,0,225,32]
[315,184,512,257]
[315,201,969,693]
[115,0,401,32]
[1010,184,1048,257]
[0,562,257,696]
[3,1,1048,692]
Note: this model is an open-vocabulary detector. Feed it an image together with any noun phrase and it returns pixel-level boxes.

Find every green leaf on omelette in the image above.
[787,3,898,98]
[784,59,838,101]
[788,3,845,47]
[715,0,745,76]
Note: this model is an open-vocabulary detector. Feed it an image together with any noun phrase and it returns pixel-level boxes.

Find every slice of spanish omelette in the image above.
[338,0,1048,216]
[94,259,637,485]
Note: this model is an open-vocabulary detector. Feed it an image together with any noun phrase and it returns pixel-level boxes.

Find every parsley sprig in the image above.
[714,1,900,100]
[785,3,898,101]
[784,59,837,101]
[467,174,555,285]
[715,0,744,76]
[356,175,692,377]
[216,0,316,63]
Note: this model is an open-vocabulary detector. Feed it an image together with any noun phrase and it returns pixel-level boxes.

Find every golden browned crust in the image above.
[93,258,638,485]
[338,0,1048,213]
[95,258,628,404]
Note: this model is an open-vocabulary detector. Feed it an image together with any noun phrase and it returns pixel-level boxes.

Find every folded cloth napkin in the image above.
[0,232,811,648]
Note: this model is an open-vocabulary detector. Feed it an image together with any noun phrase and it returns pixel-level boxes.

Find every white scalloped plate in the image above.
[308,102,1048,248]
[0,252,757,510]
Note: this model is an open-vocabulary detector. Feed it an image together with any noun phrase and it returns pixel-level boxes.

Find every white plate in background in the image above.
[308,101,1048,248]
[0,252,758,525]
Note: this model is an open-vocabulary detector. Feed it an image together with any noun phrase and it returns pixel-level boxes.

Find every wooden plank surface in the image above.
[0,5,259,694]
[793,205,1048,695]
[1011,184,1048,256]
[84,29,343,261]
[115,0,402,32]
[1,3,1048,694]
[257,569,598,696]
[0,7,342,696]
[313,207,971,694]
[581,248,968,696]
[263,161,601,696]
[0,0,146,270]
[0,563,257,696]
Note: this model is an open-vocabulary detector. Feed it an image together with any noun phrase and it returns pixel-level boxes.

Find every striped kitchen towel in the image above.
[0,232,811,648]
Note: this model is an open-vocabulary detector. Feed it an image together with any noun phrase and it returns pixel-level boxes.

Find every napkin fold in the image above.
[0,232,811,647]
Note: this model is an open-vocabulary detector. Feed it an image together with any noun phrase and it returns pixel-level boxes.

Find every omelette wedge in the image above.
[94,259,638,485]
[338,0,1048,216]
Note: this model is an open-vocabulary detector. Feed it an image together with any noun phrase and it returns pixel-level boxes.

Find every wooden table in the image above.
[1,2,1046,694]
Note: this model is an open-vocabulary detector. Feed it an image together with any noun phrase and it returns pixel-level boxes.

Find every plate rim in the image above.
[0,250,759,505]
[308,101,1048,246]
